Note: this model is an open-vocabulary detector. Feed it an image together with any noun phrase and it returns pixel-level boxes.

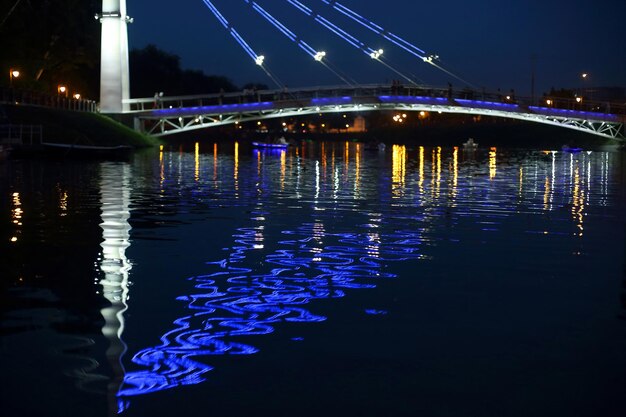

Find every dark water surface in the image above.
[1,141,625,417]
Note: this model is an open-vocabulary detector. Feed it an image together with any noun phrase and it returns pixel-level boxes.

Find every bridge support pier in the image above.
[99,0,132,113]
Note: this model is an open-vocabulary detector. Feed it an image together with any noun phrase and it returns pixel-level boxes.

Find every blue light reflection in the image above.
[119,223,424,400]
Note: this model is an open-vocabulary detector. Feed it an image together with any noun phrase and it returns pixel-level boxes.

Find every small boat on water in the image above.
[463,138,478,150]
[364,141,386,151]
[42,142,133,159]
[252,141,288,149]
[252,136,289,149]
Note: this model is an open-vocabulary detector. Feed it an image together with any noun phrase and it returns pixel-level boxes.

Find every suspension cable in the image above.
[285,0,420,86]
[318,0,477,88]
[201,0,284,89]
[242,0,356,85]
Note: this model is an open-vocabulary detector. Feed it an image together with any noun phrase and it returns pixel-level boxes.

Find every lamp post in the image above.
[9,69,20,87]
[581,73,591,103]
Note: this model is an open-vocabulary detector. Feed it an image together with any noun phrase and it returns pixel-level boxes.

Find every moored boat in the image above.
[42,142,133,159]
[252,136,289,149]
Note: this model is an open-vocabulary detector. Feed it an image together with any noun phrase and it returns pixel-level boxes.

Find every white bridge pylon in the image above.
[124,85,625,141]
[99,0,132,113]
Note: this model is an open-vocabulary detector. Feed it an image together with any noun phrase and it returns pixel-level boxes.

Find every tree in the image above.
[0,0,100,97]
[129,45,237,97]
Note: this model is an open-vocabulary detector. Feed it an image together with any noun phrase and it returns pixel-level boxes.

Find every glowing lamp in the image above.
[9,69,20,87]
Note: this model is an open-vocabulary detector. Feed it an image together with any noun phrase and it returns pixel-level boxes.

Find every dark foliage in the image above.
[130,44,237,97]
[0,0,101,98]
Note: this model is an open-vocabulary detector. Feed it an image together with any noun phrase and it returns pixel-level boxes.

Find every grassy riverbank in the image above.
[3,105,159,148]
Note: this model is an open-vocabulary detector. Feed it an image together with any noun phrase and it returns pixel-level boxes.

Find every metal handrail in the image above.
[0,88,98,113]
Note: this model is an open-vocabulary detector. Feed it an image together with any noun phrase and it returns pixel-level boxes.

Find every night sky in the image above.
[127,0,625,96]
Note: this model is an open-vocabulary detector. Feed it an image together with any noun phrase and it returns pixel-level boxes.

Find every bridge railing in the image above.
[125,84,450,111]
[126,83,625,119]
[0,87,98,112]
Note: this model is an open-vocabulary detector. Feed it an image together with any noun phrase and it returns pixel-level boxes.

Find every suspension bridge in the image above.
[98,0,625,140]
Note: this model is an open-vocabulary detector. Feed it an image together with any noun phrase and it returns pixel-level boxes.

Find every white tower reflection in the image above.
[98,162,132,414]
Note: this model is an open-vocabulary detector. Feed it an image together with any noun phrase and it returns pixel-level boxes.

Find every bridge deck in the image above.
[125,84,625,140]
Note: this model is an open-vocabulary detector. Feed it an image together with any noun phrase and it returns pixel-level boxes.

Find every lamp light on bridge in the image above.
[423,54,439,63]
[370,49,383,59]
[581,73,588,79]
[546,99,553,106]
[575,96,582,103]
[73,93,81,100]
[57,85,68,97]
[9,69,20,87]
[314,51,326,62]
[255,55,265,66]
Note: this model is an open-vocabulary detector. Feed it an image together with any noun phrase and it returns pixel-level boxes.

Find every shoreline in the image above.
[1,105,623,156]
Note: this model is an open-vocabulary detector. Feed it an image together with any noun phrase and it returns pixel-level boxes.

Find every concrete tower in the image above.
[99,0,131,113]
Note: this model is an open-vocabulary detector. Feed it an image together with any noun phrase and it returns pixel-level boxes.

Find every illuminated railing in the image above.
[0,87,98,112]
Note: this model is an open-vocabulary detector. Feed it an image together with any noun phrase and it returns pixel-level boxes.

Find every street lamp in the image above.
[9,69,20,87]
[58,85,68,97]
[580,72,590,98]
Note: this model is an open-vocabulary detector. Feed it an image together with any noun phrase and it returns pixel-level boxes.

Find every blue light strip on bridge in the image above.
[456,99,521,111]
[379,95,449,105]
[311,96,353,105]
[529,106,620,121]
[152,101,275,116]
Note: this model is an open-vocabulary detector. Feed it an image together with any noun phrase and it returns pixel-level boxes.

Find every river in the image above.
[1,140,625,417]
